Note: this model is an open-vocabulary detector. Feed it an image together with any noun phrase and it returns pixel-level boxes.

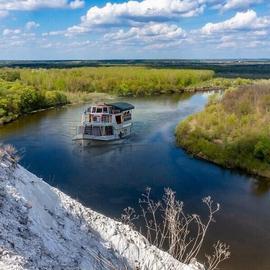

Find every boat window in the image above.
[92,107,96,113]
[123,112,132,122]
[115,115,122,124]
[102,115,110,123]
[103,107,108,113]
[97,107,102,113]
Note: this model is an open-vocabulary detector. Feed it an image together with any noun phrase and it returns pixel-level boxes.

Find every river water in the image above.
[0,93,269,270]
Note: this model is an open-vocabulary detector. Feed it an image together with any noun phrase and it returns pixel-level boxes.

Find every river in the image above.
[0,93,269,270]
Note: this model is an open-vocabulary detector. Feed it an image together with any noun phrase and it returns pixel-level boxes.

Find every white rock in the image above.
[0,161,205,270]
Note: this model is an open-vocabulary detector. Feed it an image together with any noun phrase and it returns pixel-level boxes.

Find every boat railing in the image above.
[91,119,111,124]
[88,114,112,124]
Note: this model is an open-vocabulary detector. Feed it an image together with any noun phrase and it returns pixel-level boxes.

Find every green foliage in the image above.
[176,82,270,178]
[0,69,21,82]
[19,87,42,113]
[0,79,68,124]
[18,67,215,96]
[254,138,270,163]
[186,77,252,92]
[0,67,216,124]
[0,67,215,124]
[44,91,68,107]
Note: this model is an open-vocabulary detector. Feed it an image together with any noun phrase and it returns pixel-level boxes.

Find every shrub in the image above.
[0,144,20,167]
[20,88,43,113]
[0,69,21,82]
[254,138,270,163]
[0,79,68,124]
[44,91,68,107]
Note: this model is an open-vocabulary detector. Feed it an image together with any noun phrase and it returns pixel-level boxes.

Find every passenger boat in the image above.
[73,102,135,145]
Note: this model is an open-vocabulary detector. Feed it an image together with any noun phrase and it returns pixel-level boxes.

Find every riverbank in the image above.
[1,66,254,125]
[176,81,270,179]
[0,87,114,125]
[0,67,215,125]
[0,148,204,270]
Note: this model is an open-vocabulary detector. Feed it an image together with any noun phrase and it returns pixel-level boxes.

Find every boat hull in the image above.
[72,134,129,146]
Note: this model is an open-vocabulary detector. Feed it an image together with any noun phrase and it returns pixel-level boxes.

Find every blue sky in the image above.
[0,0,269,60]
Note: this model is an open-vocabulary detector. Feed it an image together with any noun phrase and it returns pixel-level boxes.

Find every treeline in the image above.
[17,67,215,96]
[176,82,270,178]
[2,60,270,79]
[0,79,67,124]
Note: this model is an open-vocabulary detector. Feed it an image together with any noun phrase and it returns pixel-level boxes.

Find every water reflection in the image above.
[251,178,270,196]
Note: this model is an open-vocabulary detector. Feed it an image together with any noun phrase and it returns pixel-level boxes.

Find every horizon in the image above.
[1,58,270,61]
[0,0,270,59]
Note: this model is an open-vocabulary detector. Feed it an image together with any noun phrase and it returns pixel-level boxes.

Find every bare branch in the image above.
[206,241,231,270]
[120,188,230,270]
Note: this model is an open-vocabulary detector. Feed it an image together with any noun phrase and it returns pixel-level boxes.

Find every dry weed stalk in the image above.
[0,144,20,167]
[121,207,139,229]
[206,241,230,270]
[121,187,230,270]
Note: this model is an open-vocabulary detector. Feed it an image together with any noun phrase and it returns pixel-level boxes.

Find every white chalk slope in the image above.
[0,160,204,270]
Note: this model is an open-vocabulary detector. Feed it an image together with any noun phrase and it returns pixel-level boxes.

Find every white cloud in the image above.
[3,28,21,36]
[253,30,268,36]
[0,9,8,18]
[0,26,38,51]
[42,31,65,37]
[104,22,187,50]
[41,42,53,49]
[25,21,40,31]
[106,23,186,41]
[0,0,84,11]
[1,0,268,57]
[63,7,270,53]
[201,10,270,34]
[215,32,269,49]
[220,0,262,11]
[67,0,206,34]
[69,0,84,9]
[191,9,270,51]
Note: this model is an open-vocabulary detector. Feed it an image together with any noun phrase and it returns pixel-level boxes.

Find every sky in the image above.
[0,0,269,60]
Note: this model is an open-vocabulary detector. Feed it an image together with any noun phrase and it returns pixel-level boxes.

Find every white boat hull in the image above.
[73,135,129,147]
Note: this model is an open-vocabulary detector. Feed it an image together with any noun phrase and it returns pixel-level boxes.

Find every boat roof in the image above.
[106,102,135,112]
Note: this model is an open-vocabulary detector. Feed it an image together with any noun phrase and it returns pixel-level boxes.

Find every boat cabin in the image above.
[74,102,135,142]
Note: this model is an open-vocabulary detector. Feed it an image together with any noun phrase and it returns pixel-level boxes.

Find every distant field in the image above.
[1,60,270,78]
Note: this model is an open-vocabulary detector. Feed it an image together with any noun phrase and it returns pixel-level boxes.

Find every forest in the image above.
[176,82,270,178]
[0,67,214,124]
